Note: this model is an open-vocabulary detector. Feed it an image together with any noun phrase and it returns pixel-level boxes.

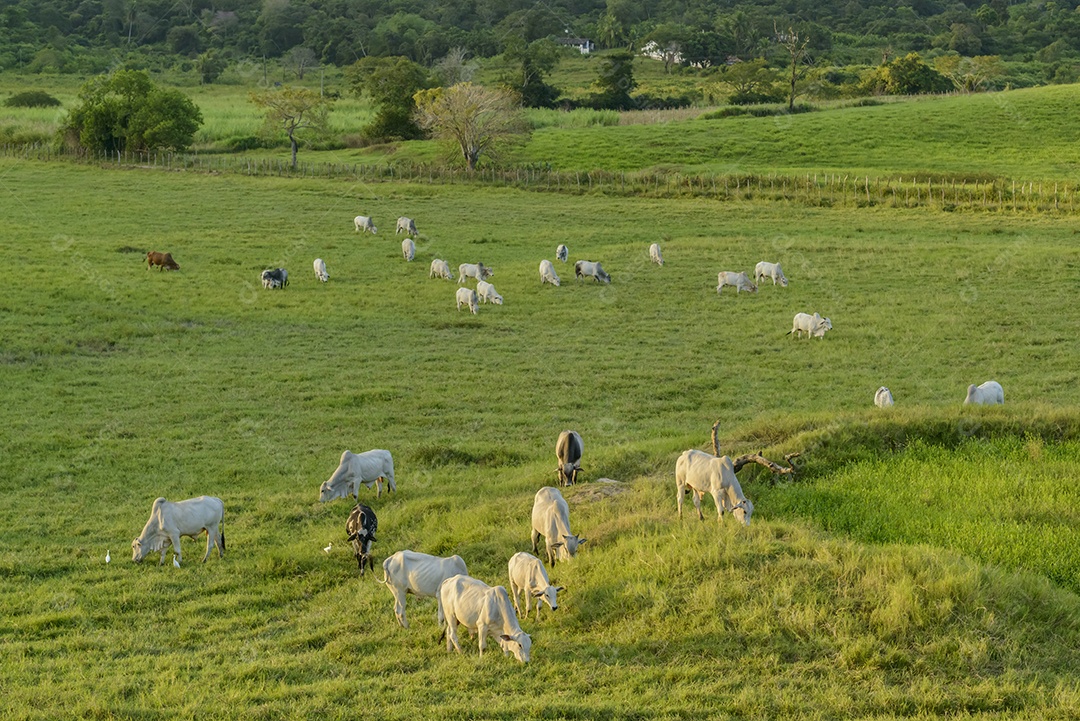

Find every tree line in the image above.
[3,0,1080,83]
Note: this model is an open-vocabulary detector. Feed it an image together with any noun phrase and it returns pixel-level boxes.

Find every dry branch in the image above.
[711,419,799,478]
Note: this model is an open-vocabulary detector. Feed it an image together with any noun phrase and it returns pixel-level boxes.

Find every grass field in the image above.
[2,155,1080,719]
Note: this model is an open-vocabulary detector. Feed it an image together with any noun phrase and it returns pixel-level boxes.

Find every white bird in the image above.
[173,555,181,568]
[105,550,110,564]
[323,542,333,554]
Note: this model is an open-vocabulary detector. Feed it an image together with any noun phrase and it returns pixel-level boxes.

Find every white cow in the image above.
[675,449,753,526]
[716,271,757,294]
[429,259,454,280]
[402,238,415,262]
[396,216,418,236]
[539,259,560,286]
[354,215,377,234]
[965,380,1004,405]
[458,262,493,284]
[437,574,531,663]
[875,386,895,407]
[649,243,664,266]
[754,261,788,287]
[313,258,329,282]
[319,449,396,502]
[575,260,610,283]
[556,244,568,263]
[476,280,503,305]
[531,486,586,566]
[788,312,832,339]
[456,287,479,314]
[381,550,468,628]
[131,496,224,565]
[508,552,563,622]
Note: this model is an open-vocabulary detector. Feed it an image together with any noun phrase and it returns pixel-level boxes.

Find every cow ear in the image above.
[551,542,563,549]
[578,538,587,544]
[532,590,545,597]
[555,586,565,592]
[500,634,513,642]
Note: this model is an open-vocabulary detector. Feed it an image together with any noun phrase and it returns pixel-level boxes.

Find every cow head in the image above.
[498,631,532,663]
[731,499,754,526]
[131,538,148,563]
[561,534,586,559]
[532,585,563,612]
[319,480,348,503]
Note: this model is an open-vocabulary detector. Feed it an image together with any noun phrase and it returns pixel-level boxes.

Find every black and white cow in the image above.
[555,430,583,486]
[346,503,378,575]
[261,268,288,289]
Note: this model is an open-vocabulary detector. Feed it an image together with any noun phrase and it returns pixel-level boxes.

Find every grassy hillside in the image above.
[2,160,1080,718]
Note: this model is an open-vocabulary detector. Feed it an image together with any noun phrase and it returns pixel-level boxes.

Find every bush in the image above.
[4,91,62,108]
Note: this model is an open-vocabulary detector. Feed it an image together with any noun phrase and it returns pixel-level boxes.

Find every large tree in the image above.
[346,55,429,141]
[250,86,333,169]
[414,82,529,171]
[500,36,561,108]
[61,69,202,154]
[592,50,636,110]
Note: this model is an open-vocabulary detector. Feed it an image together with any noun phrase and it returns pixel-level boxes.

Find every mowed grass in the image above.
[2,159,1080,718]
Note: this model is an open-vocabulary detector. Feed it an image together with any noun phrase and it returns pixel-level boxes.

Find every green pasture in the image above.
[2,159,1080,718]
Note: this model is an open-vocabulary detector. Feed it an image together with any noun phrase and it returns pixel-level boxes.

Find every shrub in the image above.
[4,91,62,108]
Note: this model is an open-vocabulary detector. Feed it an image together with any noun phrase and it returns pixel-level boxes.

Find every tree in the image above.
[643,23,687,73]
[250,87,333,169]
[775,24,812,111]
[934,53,1005,91]
[62,69,202,154]
[414,83,529,171]
[282,46,318,80]
[863,52,951,95]
[592,50,636,109]
[346,55,429,141]
[500,36,561,108]
[432,47,478,87]
[718,59,781,104]
[196,49,227,84]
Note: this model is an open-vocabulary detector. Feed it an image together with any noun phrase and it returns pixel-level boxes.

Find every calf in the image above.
[146,251,180,271]
[345,504,378,575]
[575,260,610,284]
[456,287,479,315]
[476,280,503,305]
[875,386,894,408]
[402,238,415,262]
[131,496,225,565]
[965,380,1004,405]
[649,243,664,266]
[754,261,788,287]
[430,259,454,280]
[381,550,469,628]
[539,259,560,286]
[555,430,583,486]
[556,244,568,262]
[458,263,493,284]
[396,216,418,236]
[508,552,563,622]
[437,574,531,663]
[354,215,377,234]
[261,268,288,289]
[313,258,329,282]
[716,271,757,294]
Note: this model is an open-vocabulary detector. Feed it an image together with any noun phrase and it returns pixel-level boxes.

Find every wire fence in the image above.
[3,142,1075,214]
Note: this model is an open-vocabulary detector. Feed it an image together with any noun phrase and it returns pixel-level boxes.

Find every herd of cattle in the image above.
[131,213,1007,663]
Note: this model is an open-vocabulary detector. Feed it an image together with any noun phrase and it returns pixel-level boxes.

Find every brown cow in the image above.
[146,251,180,271]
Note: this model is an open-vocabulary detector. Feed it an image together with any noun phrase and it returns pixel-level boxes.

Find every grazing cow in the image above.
[437,574,531,663]
[456,287,479,315]
[261,268,288,289]
[675,449,753,526]
[346,504,378,575]
[531,486,586,566]
[402,238,415,262]
[381,550,468,629]
[788,312,832,339]
[429,259,454,280]
[539,259,560,286]
[875,386,895,408]
[508,552,563,622]
[146,251,180,271]
[555,430,583,486]
[458,262,493,284]
[396,216,418,236]
[649,243,664,266]
[556,244,569,262]
[319,449,396,502]
[965,380,1004,405]
[131,496,225,565]
[354,215,377,234]
[313,258,329,282]
[716,271,757,294]
[476,280,503,305]
[754,261,788,287]
[575,260,610,284]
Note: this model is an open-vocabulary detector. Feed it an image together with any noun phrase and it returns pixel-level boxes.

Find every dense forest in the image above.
[3,0,1080,79]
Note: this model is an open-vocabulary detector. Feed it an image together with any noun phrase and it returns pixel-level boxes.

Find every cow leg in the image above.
[713,491,725,523]
[447,618,462,653]
[693,492,704,521]
[676,481,684,517]
[531,530,541,555]
[392,587,409,628]
[171,533,183,564]
[202,528,213,562]
[509,582,521,617]
[375,478,382,498]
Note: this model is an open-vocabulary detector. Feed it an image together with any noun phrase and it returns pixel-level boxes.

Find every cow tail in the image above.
[220,508,226,554]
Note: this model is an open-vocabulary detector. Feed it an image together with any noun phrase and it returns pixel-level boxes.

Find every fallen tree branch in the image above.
[732,452,798,476]
[711,419,722,457]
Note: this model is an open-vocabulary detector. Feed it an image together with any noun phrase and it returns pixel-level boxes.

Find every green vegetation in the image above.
[3,89,60,107]
[2,156,1080,717]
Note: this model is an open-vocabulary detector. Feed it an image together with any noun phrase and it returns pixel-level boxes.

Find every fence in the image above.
[2,142,1074,214]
